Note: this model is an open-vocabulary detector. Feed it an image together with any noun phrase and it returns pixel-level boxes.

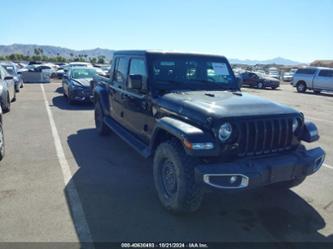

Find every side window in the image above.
[297,68,316,75]
[129,58,147,77]
[114,57,129,84]
[129,58,147,91]
[318,70,333,77]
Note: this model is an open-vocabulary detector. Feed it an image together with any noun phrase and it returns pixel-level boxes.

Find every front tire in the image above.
[94,101,110,136]
[67,91,74,105]
[153,139,204,214]
[0,123,5,161]
[2,93,11,113]
[296,82,307,93]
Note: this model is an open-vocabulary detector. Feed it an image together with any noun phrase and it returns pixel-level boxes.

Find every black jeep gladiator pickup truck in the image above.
[93,51,325,213]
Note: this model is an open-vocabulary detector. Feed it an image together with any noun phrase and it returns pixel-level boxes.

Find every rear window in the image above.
[318,70,333,77]
[296,68,316,75]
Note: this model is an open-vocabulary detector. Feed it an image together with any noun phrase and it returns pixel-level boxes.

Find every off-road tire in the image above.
[153,139,204,214]
[269,176,306,190]
[296,81,307,93]
[0,123,4,161]
[94,101,110,136]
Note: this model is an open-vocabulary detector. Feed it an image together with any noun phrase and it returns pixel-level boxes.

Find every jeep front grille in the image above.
[236,118,294,157]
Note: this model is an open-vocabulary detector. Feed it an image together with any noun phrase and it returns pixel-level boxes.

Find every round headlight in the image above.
[218,122,232,142]
[292,118,299,132]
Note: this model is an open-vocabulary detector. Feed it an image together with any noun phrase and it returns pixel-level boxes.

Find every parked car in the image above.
[0,106,4,161]
[0,62,24,92]
[62,67,96,104]
[282,71,294,82]
[240,71,280,89]
[0,65,16,112]
[93,50,325,213]
[292,67,333,94]
[268,71,280,79]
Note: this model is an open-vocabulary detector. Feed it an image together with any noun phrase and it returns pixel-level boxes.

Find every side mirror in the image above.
[4,76,13,80]
[128,74,143,90]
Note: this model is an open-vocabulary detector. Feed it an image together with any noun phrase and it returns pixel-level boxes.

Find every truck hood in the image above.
[157,90,298,121]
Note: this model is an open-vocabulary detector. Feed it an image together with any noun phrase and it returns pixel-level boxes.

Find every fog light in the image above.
[230,176,237,184]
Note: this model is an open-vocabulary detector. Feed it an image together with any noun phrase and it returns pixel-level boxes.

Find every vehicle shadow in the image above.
[55,86,63,94]
[51,96,93,111]
[65,128,332,244]
[297,91,333,98]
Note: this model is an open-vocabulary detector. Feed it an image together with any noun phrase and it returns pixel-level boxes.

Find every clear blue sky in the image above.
[1,0,332,62]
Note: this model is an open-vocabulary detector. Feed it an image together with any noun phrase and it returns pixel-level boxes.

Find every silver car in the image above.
[0,65,16,112]
[1,62,24,92]
[292,67,333,94]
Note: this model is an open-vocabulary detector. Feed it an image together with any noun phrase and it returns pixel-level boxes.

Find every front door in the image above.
[109,57,129,124]
[122,57,153,143]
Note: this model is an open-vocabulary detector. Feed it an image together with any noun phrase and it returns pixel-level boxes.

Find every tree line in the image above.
[0,48,107,64]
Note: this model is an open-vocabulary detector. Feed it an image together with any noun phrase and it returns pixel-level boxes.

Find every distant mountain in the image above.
[0,44,305,65]
[229,57,304,66]
[0,44,114,60]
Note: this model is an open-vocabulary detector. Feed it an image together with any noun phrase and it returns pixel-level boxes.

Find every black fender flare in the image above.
[150,117,219,157]
[94,84,110,116]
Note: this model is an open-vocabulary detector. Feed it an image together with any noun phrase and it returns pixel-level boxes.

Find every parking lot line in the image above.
[40,84,93,243]
[324,163,333,170]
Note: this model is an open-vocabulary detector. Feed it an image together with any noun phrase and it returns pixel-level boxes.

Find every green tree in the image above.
[97,55,106,64]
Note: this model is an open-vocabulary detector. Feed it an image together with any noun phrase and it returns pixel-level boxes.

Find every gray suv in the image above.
[292,67,333,94]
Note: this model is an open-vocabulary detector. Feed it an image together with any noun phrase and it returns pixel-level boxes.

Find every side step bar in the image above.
[104,116,151,158]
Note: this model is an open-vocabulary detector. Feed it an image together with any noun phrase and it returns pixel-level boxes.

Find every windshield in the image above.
[71,68,96,79]
[148,54,237,91]
[3,65,15,75]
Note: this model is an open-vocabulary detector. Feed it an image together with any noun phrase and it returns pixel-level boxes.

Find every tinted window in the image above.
[114,57,129,84]
[129,58,147,77]
[151,55,234,89]
[71,68,96,79]
[296,68,316,75]
[318,70,333,77]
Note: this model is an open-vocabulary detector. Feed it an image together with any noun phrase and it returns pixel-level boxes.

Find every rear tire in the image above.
[153,139,204,214]
[296,82,307,93]
[94,101,110,136]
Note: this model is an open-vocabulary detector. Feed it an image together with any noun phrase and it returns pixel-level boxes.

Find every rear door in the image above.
[314,70,333,91]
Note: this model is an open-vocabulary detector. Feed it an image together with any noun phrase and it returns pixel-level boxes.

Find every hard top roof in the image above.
[113,50,227,58]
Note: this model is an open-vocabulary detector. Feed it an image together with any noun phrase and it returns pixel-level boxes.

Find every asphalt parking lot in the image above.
[0,81,332,244]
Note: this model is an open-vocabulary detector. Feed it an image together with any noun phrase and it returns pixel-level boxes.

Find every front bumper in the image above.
[195,147,325,190]
[71,87,93,102]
